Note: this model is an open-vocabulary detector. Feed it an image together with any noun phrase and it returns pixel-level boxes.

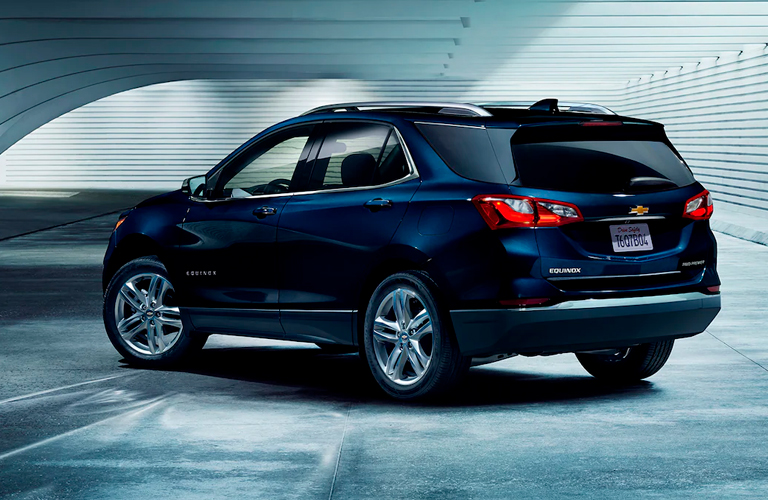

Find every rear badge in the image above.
[681,260,705,268]
[549,268,581,274]
[629,205,649,215]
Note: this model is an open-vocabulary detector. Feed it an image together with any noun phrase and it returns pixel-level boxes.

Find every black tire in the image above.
[575,340,674,382]
[315,343,358,354]
[104,256,207,366]
[362,271,470,400]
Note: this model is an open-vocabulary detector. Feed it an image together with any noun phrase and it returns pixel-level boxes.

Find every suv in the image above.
[103,99,721,399]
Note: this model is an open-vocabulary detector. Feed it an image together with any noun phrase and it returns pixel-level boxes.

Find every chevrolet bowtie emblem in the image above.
[629,205,649,215]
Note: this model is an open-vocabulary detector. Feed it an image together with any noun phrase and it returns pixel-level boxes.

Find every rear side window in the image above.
[511,141,695,194]
[415,122,512,184]
[310,122,409,190]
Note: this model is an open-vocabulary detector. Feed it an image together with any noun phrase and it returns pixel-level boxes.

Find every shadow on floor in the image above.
[120,345,658,408]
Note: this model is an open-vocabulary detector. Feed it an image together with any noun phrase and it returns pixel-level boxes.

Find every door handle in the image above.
[364,198,393,211]
[253,206,277,218]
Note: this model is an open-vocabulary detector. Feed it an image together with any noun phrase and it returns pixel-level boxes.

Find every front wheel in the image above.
[362,271,470,400]
[103,256,206,366]
[575,340,674,382]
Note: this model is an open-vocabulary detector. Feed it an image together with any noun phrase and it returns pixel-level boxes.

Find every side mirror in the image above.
[182,175,207,197]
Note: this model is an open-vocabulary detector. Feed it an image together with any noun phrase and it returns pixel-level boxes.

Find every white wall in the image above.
[3,58,767,218]
[615,46,768,216]
[0,79,620,190]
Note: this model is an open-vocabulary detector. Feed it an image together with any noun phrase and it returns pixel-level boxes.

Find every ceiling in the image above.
[1,0,768,153]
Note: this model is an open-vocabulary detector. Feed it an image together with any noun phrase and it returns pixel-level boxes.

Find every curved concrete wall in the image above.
[617,47,768,216]
[0,79,620,189]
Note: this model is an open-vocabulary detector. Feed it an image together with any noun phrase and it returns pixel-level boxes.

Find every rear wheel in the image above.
[362,271,470,400]
[576,340,674,382]
[104,256,206,366]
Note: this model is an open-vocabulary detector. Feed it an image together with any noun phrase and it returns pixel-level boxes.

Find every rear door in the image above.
[507,123,713,294]
[277,121,420,344]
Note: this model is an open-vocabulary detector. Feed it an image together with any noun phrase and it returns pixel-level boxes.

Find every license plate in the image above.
[610,223,653,253]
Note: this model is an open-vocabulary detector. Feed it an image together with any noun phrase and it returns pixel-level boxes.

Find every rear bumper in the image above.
[450,292,721,356]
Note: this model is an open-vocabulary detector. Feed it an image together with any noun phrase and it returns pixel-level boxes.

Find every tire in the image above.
[103,256,206,366]
[575,340,675,382]
[315,343,358,354]
[362,271,470,400]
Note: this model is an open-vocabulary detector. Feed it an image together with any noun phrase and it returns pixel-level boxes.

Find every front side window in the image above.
[216,124,315,198]
[309,122,409,190]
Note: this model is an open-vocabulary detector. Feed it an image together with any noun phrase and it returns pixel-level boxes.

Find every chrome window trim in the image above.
[190,122,419,203]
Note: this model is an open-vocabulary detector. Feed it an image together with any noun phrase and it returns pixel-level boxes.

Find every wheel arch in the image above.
[102,233,165,291]
[354,243,454,346]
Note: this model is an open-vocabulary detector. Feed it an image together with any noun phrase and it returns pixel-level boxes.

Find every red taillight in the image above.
[472,195,583,229]
[707,285,720,293]
[683,190,713,220]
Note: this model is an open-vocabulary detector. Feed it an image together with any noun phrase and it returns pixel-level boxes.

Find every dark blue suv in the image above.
[103,100,721,399]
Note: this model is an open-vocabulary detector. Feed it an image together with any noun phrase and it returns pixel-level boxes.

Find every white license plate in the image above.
[610,223,653,253]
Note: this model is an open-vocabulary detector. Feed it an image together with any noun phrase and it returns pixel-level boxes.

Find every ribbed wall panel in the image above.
[615,47,768,215]
[0,79,620,190]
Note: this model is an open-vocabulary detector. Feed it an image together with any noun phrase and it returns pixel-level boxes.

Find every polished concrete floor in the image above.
[1,206,767,499]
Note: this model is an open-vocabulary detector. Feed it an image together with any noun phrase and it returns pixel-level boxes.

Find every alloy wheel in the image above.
[114,273,183,356]
[371,288,434,386]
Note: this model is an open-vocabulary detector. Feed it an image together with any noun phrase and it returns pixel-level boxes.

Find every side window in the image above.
[372,131,409,185]
[309,123,409,190]
[216,125,315,198]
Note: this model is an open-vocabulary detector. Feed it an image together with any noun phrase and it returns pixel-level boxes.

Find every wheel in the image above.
[315,343,358,354]
[103,256,207,366]
[362,271,470,400]
[575,340,675,382]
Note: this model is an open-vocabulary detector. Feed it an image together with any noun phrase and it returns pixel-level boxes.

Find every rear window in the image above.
[511,140,695,194]
[415,122,514,184]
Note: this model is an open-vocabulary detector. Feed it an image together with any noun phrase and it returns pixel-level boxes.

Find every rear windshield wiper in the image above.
[627,177,678,189]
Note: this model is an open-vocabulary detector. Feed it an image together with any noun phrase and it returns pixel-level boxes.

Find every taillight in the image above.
[683,190,713,220]
[472,195,583,229]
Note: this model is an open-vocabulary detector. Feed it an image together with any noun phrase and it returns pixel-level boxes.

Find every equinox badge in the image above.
[629,205,649,215]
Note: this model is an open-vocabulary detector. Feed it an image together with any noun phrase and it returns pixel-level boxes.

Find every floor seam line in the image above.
[707,330,768,373]
[0,208,128,242]
[328,402,353,500]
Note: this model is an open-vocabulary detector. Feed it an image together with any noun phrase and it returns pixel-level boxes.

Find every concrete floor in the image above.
[1,204,767,499]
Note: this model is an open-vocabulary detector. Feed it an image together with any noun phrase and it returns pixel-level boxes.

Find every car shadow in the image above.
[121,345,659,408]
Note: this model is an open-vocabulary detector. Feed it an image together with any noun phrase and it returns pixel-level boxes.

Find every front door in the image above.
[177,123,318,336]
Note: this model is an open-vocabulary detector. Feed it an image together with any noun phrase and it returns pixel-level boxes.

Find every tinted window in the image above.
[415,122,510,184]
[512,140,695,194]
[310,123,409,190]
[373,132,409,185]
[217,125,314,198]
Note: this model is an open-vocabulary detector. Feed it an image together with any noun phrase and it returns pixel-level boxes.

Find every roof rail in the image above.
[301,101,493,117]
[478,100,616,116]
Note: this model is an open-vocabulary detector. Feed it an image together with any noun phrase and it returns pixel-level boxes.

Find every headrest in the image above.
[341,153,376,187]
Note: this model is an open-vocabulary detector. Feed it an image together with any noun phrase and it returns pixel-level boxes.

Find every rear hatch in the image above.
[507,121,713,295]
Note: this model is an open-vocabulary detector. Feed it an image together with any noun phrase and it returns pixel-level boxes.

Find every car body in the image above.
[102,99,721,399]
